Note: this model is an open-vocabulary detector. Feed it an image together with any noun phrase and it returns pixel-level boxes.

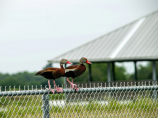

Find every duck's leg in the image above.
[48,79,55,94]
[53,80,63,93]
[72,79,79,92]
[66,78,79,91]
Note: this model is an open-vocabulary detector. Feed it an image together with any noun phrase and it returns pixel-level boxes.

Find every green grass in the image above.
[49,97,158,118]
[0,95,158,118]
[49,94,65,100]
[0,95,43,118]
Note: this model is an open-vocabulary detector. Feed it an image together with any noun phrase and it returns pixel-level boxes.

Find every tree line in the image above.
[0,61,157,90]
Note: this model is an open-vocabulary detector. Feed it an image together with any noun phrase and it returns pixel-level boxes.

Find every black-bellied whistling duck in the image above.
[64,57,92,91]
[35,59,72,93]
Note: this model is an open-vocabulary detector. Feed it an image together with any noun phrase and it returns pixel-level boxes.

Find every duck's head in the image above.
[79,57,92,64]
[60,59,72,65]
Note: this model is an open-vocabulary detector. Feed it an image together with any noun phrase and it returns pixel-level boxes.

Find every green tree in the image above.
[72,63,128,82]
[128,61,158,80]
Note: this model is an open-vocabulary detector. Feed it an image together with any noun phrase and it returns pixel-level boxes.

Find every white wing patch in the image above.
[65,69,76,73]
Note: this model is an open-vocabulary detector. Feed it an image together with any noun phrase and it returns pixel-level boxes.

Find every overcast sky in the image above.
[0,0,158,74]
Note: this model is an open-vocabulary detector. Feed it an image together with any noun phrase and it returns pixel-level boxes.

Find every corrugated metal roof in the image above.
[48,11,158,63]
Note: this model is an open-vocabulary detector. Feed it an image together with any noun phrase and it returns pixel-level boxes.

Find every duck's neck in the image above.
[79,61,82,65]
[60,64,64,69]
[80,63,84,66]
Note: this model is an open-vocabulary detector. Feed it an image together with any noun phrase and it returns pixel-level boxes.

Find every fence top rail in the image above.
[0,85,158,96]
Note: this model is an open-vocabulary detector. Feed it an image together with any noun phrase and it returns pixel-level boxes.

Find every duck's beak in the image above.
[86,60,92,64]
[67,61,72,64]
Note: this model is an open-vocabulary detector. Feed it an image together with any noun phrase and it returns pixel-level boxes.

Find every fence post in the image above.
[42,93,49,118]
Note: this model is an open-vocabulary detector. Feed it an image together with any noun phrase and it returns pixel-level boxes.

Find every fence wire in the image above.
[0,81,158,118]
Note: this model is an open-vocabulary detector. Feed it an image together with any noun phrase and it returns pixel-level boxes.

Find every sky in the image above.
[0,0,158,74]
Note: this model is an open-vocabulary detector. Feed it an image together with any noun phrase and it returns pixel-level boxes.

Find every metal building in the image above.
[48,11,158,82]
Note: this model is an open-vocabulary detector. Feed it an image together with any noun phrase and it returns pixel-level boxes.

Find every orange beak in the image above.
[86,60,92,64]
[67,61,72,64]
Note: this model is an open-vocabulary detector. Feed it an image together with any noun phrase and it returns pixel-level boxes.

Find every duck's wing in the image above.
[35,67,59,75]
[65,65,79,73]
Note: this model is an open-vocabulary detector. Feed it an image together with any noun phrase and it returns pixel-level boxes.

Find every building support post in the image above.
[107,62,111,82]
[152,61,156,81]
[64,64,67,87]
[112,62,115,81]
[152,61,157,100]
[134,61,137,81]
[64,64,67,102]
[51,63,53,67]
[88,64,92,82]
[107,62,111,99]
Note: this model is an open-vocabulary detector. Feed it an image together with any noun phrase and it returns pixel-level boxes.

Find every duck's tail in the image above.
[35,71,42,76]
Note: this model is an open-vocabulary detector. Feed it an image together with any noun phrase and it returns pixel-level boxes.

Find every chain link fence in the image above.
[0,81,158,118]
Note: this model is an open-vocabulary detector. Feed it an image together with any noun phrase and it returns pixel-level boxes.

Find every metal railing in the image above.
[0,81,158,118]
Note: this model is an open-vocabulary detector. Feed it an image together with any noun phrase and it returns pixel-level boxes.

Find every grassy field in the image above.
[0,94,158,118]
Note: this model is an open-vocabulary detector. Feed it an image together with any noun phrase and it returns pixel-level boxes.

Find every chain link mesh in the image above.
[0,81,158,118]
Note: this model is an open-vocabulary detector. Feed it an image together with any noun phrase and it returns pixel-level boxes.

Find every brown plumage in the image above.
[35,67,64,79]
[35,67,60,78]
[35,59,72,93]
[64,57,92,91]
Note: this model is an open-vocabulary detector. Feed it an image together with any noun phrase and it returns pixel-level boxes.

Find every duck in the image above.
[35,59,72,94]
[64,57,92,91]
